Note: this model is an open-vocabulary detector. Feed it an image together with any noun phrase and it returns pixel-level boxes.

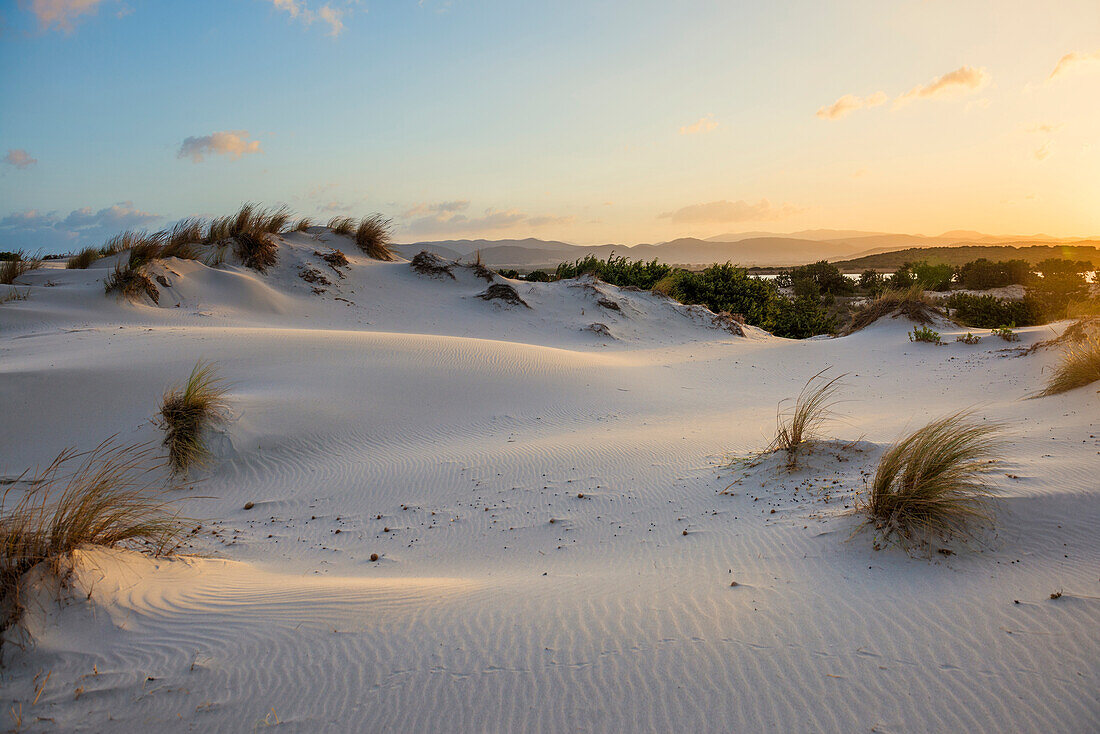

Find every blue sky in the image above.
[1,0,1099,253]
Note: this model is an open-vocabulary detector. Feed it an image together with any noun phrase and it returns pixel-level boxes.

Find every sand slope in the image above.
[1,237,1097,732]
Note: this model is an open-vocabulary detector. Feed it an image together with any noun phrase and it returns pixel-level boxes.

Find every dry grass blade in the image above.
[768,368,846,465]
[104,262,159,304]
[234,232,277,271]
[1038,335,1100,396]
[847,285,938,333]
[0,252,43,285]
[159,361,229,474]
[127,232,166,268]
[864,410,1006,544]
[1,440,185,641]
[262,205,291,235]
[66,247,101,270]
[355,214,394,260]
[327,216,356,236]
[293,217,313,232]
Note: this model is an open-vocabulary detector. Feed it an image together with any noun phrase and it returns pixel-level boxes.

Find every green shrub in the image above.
[555,252,672,289]
[943,293,1044,328]
[956,258,1030,289]
[991,325,1020,342]
[956,332,982,345]
[909,326,941,343]
[786,260,855,296]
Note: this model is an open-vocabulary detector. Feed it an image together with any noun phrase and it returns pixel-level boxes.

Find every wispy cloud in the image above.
[177,131,263,163]
[657,199,799,224]
[679,114,719,135]
[1048,50,1100,81]
[402,201,573,236]
[815,92,887,120]
[0,201,161,252]
[4,149,38,170]
[893,65,988,108]
[264,0,349,37]
[818,65,988,120]
[27,0,108,32]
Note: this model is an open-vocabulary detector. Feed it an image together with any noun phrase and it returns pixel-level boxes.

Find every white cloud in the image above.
[893,65,988,108]
[1048,50,1100,81]
[177,131,263,163]
[402,203,573,236]
[4,149,37,170]
[815,92,887,120]
[657,199,800,224]
[0,201,161,253]
[28,0,106,31]
[679,114,719,135]
[819,66,988,120]
[264,0,350,37]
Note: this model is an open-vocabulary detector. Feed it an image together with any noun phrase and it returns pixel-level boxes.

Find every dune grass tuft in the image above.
[104,262,159,304]
[847,285,938,333]
[159,362,229,474]
[233,231,277,271]
[293,217,313,232]
[354,214,394,260]
[0,252,43,285]
[327,216,356,236]
[66,247,101,270]
[864,410,1005,543]
[1,441,184,641]
[768,369,845,465]
[1038,335,1100,396]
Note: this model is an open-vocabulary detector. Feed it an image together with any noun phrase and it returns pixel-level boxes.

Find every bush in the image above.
[913,261,954,291]
[555,252,672,289]
[859,270,886,294]
[864,411,1005,543]
[1,441,184,641]
[991,325,1020,342]
[909,326,941,343]
[1028,259,1091,320]
[956,258,1030,290]
[159,362,229,473]
[786,261,855,296]
[942,293,1044,328]
[956,332,981,345]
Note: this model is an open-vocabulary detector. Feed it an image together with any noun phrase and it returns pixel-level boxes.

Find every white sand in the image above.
[1,233,1097,733]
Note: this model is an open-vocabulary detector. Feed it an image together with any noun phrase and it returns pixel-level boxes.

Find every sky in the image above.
[1,0,1098,253]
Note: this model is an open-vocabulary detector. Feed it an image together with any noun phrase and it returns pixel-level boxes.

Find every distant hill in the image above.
[395,236,863,269]
[830,244,1100,271]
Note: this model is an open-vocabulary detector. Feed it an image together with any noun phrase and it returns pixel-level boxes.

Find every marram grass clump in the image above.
[354,214,394,260]
[863,410,1006,544]
[847,285,938,333]
[768,369,846,466]
[0,252,42,285]
[1038,335,1100,396]
[158,362,229,474]
[1,441,184,642]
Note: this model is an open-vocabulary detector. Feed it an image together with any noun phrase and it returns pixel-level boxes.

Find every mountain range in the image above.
[393,231,1097,270]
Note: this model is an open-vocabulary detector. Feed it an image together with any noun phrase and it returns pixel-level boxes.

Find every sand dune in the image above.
[1,235,1097,732]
